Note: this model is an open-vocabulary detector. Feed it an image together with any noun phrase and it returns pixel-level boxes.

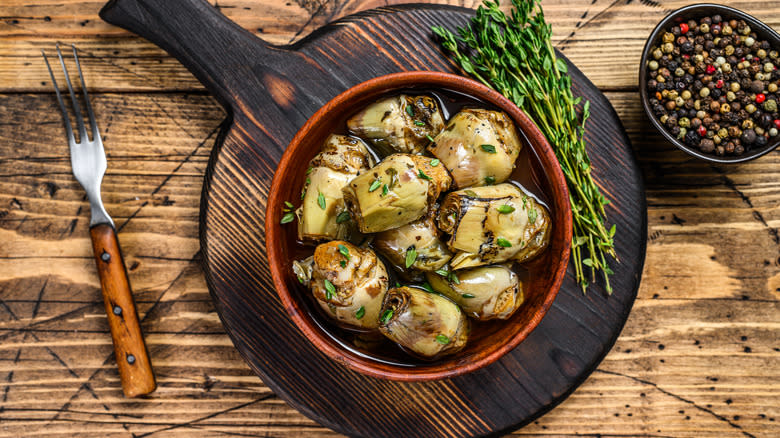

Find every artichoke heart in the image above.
[342,154,451,233]
[373,207,452,274]
[428,108,522,188]
[296,134,373,242]
[378,286,469,359]
[426,265,523,320]
[347,94,445,155]
[296,241,389,330]
[438,183,551,269]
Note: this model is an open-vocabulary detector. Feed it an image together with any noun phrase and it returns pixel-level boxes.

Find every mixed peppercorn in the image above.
[646,15,780,156]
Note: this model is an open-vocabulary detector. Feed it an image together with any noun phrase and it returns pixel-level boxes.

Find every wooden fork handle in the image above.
[90,223,156,397]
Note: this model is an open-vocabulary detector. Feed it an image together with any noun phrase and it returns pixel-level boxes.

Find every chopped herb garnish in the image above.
[306,177,311,185]
[355,306,365,320]
[381,184,389,197]
[280,212,295,224]
[414,120,425,126]
[405,104,414,117]
[480,144,497,153]
[339,260,346,268]
[430,159,440,166]
[284,201,294,209]
[380,309,394,324]
[337,244,350,260]
[422,282,434,293]
[497,237,512,247]
[461,293,475,299]
[306,166,314,174]
[435,334,450,345]
[405,245,418,268]
[464,190,478,197]
[435,268,449,277]
[528,208,538,224]
[368,179,382,192]
[426,134,435,143]
[484,176,496,185]
[336,210,351,224]
[317,192,326,210]
[395,282,401,288]
[498,204,515,214]
[323,279,335,300]
[522,195,528,209]
[449,271,460,284]
[418,169,432,181]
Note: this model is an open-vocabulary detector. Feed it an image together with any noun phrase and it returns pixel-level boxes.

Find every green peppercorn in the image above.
[729,82,740,92]
[656,75,666,83]
[675,96,686,107]
[757,49,767,59]
[700,87,710,97]
[663,32,674,43]
[726,91,737,101]
[694,100,702,110]
[677,127,687,140]
[764,100,778,112]
[660,115,669,124]
[722,25,733,36]
[741,25,751,36]
[668,90,678,100]
[722,63,732,73]
[700,23,710,33]
[745,103,757,114]
[769,128,779,137]
[681,90,692,100]
[742,119,754,129]
[765,62,775,73]
[663,42,674,54]
[679,117,691,128]
[718,128,729,138]
[648,60,659,70]
[719,103,731,114]
[768,83,778,93]
[712,134,722,145]
[653,48,663,59]
[725,45,734,56]
[744,36,755,46]
[755,127,765,136]
[675,67,685,77]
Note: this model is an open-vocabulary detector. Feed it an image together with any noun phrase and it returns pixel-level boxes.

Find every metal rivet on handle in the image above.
[101,251,111,262]
[127,354,136,364]
[113,305,122,315]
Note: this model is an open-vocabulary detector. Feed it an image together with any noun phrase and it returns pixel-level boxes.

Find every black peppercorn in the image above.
[755,135,768,147]
[741,129,757,144]
[684,130,700,145]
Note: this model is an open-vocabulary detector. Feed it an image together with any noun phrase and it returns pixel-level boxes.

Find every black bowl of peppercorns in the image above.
[640,3,780,163]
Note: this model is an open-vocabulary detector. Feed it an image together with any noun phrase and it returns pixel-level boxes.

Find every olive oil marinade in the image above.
[288,89,553,365]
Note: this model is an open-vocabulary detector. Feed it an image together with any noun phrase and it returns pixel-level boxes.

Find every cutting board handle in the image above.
[100,0,274,109]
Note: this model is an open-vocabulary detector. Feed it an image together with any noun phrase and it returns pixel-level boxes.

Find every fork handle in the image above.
[90,223,156,397]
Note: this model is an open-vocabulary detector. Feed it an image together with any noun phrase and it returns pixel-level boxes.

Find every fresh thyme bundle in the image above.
[433,0,617,293]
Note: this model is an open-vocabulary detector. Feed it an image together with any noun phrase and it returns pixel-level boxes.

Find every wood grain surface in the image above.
[0,1,778,437]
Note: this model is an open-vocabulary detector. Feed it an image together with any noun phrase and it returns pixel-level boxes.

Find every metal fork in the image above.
[43,44,156,398]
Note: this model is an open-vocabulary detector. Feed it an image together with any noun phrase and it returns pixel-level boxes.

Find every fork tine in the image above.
[42,49,75,144]
[71,44,100,142]
[56,43,88,143]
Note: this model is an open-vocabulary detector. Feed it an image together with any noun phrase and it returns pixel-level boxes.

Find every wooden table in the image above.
[1,0,778,436]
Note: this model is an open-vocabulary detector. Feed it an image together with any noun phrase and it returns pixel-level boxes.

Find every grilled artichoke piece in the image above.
[426,265,523,320]
[294,241,389,330]
[373,208,452,274]
[342,154,451,233]
[378,286,469,359]
[438,183,551,269]
[347,94,445,155]
[296,135,373,242]
[428,108,522,189]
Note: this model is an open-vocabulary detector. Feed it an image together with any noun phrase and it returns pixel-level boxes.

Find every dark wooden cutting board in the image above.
[100,1,646,436]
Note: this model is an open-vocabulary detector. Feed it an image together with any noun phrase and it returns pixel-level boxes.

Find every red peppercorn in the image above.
[775,120,780,130]
[698,125,707,136]
[682,54,690,59]
[706,65,716,74]
[756,93,766,104]
[716,79,724,89]
[680,23,689,34]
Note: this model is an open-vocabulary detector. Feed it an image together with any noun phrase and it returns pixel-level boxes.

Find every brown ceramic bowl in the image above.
[266,71,572,380]
[639,3,780,163]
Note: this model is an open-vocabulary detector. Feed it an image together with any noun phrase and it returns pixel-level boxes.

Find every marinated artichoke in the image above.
[293,241,389,330]
[373,208,452,275]
[296,135,373,242]
[428,108,522,189]
[426,265,523,320]
[378,286,469,359]
[342,154,451,233]
[438,183,551,269]
[347,94,445,155]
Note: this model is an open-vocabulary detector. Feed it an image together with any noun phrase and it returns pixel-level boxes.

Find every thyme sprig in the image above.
[433,0,617,293]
